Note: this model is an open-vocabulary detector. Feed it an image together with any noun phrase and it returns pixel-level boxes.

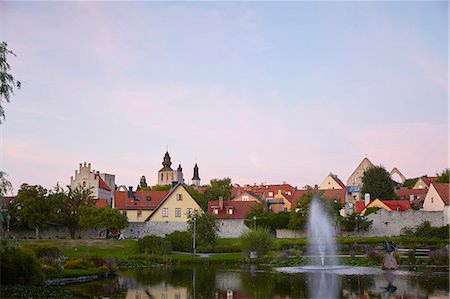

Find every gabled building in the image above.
[114,189,169,222]
[319,174,346,190]
[70,162,115,205]
[413,176,438,190]
[145,183,203,222]
[355,198,411,215]
[231,191,260,202]
[209,196,257,219]
[233,183,295,212]
[422,183,449,212]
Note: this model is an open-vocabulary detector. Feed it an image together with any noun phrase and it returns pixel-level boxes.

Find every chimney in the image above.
[364,193,370,206]
[409,194,414,203]
[128,186,133,198]
[219,196,224,210]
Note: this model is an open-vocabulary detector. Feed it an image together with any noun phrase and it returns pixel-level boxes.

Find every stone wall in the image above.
[122,222,189,238]
[276,210,446,238]
[216,219,249,238]
[9,226,104,239]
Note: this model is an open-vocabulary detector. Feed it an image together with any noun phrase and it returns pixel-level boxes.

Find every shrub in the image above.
[64,258,92,269]
[240,227,274,258]
[0,246,44,285]
[165,231,192,252]
[31,243,64,259]
[429,248,450,265]
[91,255,106,267]
[367,249,384,263]
[137,235,172,255]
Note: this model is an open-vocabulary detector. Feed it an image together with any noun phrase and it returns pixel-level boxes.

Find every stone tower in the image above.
[173,164,184,185]
[192,163,201,186]
[158,151,174,185]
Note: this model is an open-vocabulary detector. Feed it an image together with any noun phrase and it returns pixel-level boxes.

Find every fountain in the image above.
[276,197,384,298]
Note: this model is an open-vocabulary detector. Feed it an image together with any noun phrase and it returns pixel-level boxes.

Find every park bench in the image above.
[396,248,430,259]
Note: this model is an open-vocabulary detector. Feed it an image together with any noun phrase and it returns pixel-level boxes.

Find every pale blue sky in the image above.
[1,1,448,193]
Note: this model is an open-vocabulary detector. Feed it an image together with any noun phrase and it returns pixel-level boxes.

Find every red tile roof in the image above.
[432,183,450,205]
[208,200,257,219]
[237,183,295,198]
[355,200,366,213]
[356,199,411,213]
[2,196,16,208]
[114,191,168,210]
[396,187,427,200]
[332,176,346,189]
[290,189,309,207]
[98,177,111,191]
[382,200,411,211]
[322,189,346,204]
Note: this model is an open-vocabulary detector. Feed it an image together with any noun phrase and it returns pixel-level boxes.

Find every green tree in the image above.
[0,171,13,235]
[360,165,396,200]
[288,191,316,230]
[10,184,55,238]
[0,171,13,196]
[198,178,233,210]
[436,169,449,183]
[54,186,95,239]
[402,177,419,188]
[185,185,202,203]
[339,213,373,232]
[240,227,273,258]
[78,206,128,236]
[0,41,21,123]
[152,184,171,191]
[187,210,219,248]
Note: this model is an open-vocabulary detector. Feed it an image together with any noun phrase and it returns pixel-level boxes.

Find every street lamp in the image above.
[193,216,197,255]
[253,215,256,229]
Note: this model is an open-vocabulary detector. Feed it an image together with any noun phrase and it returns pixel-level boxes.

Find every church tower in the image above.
[192,163,201,186]
[173,164,184,185]
[158,151,174,185]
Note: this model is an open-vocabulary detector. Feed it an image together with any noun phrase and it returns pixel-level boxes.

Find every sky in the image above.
[0,1,448,194]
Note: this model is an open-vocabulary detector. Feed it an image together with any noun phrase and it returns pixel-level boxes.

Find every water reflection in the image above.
[307,272,340,299]
[67,265,449,299]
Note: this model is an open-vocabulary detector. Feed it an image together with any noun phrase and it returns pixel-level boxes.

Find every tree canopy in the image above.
[436,168,449,183]
[360,165,396,200]
[79,206,128,231]
[10,184,56,238]
[198,178,233,210]
[0,41,21,123]
[187,210,219,247]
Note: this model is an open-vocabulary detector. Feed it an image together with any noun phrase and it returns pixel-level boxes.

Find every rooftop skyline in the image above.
[1,1,448,194]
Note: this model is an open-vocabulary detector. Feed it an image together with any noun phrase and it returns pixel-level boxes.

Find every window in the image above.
[137,210,142,218]
[122,210,127,215]
[146,196,151,201]
[242,196,249,201]
[134,196,140,201]
[268,192,273,197]
[175,208,181,217]
[162,208,168,217]
[227,209,233,215]
[161,173,163,181]
[186,208,193,216]
[83,181,86,187]
[286,191,291,195]
[213,208,218,215]
[431,197,434,203]
[176,194,183,201]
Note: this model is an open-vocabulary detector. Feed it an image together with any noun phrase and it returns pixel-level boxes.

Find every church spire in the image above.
[192,163,200,186]
[162,151,172,169]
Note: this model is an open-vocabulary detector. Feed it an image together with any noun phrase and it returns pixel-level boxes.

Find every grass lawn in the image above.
[21,239,138,259]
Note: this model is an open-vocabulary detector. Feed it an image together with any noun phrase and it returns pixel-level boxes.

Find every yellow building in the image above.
[146,183,203,222]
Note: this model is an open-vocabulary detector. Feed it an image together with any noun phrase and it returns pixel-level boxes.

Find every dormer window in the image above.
[286,191,291,196]
[227,208,233,215]
[146,196,151,201]
[242,196,249,201]
[134,196,140,201]
[268,192,274,197]
[213,208,219,215]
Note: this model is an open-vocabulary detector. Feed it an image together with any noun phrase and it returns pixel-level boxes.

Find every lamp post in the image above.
[253,215,256,229]
[193,216,197,255]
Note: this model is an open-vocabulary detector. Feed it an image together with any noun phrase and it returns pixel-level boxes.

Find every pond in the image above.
[66,265,449,298]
